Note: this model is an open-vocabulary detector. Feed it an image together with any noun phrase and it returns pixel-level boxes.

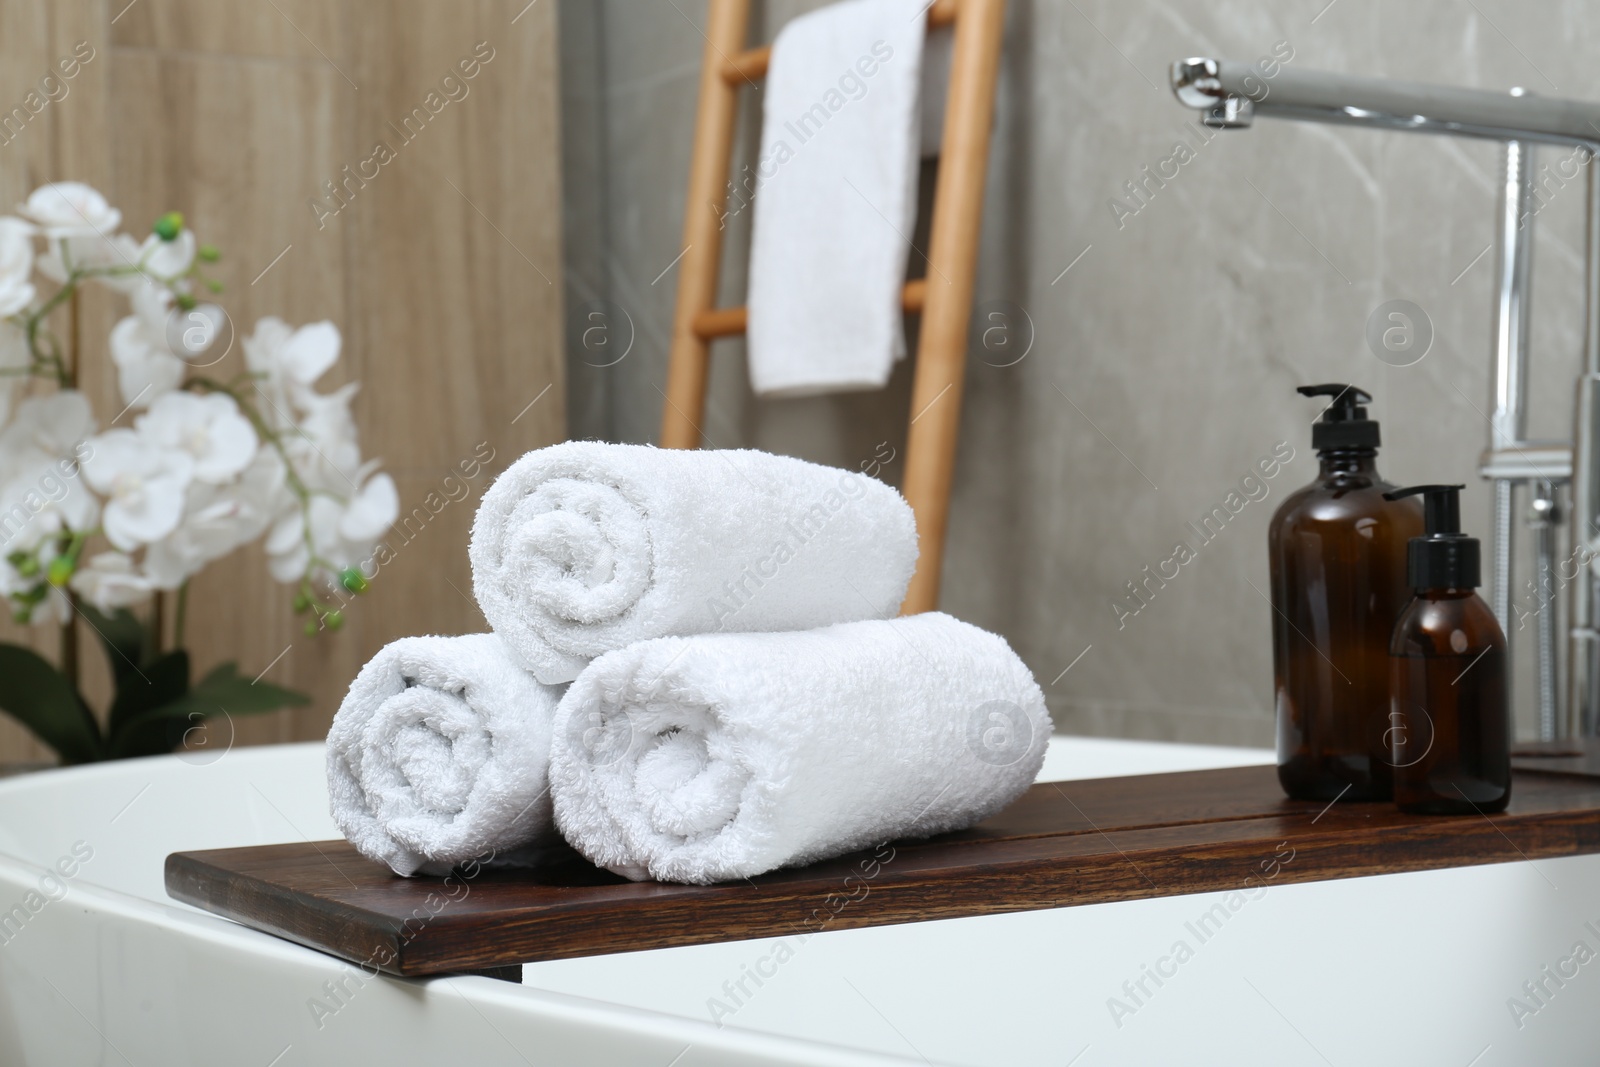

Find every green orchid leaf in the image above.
[105,699,213,759]
[77,603,147,690]
[0,644,101,764]
[106,661,308,760]
[189,661,309,714]
[107,649,190,744]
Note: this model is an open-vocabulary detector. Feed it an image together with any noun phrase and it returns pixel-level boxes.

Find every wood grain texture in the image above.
[335,0,566,673]
[0,0,111,762]
[111,0,347,64]
[0,0,565,761]
[166,763,1600,976]
[898,0,1006,613]
[658,0,751,449]
[692,278,928,340]
[721,0,958,82]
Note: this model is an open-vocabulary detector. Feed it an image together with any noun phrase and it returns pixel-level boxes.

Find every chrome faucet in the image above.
[1171,58,1600,740]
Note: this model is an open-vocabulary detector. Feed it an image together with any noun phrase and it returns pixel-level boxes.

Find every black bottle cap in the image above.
[1383,484,1479,589]
[1298,383,1380,450]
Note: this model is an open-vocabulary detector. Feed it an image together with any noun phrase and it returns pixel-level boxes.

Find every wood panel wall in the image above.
[0,0,566,762]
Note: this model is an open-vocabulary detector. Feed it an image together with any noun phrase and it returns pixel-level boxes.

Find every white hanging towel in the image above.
[746,0,931,397]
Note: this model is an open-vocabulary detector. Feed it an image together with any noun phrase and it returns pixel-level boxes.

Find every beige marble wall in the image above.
[560,0,1597,746]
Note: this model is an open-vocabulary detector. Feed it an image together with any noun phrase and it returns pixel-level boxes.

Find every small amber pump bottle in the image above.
[1269,384,1424,802]
[1383,484,1510,815]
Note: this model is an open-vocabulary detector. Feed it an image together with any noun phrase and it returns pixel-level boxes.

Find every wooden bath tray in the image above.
[166,758,1600,978]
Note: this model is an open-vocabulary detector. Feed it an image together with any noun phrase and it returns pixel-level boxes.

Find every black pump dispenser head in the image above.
[1298,383,1380,450]
[1383,484,1479,589]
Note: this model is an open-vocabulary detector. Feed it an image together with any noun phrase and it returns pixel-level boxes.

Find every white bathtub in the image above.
[0,735,1595,1066]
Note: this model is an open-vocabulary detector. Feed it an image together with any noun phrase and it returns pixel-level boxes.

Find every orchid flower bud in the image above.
[153,211,184,241]
[46,557,74,587]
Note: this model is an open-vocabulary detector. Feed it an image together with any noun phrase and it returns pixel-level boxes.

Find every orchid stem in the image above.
[56,281,82,689]
[174,582,188,649]
[150,589,164,658]
[66,288,79,388]
[59,594,79,695]
[185,376,335,595]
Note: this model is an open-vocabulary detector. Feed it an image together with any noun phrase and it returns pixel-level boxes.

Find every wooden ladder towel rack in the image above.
[658,0,1007,614]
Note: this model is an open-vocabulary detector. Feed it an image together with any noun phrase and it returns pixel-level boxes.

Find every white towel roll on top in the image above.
[468,441,918,684]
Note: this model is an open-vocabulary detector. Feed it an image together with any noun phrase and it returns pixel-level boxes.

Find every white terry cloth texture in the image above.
[549,611,1049,885]
[746,0,931,397]
[469,440,918,685]
[326,633,564,877]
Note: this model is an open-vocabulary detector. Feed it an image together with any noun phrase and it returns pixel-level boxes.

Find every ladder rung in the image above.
[693,278,928,340]
[721,0,960,84]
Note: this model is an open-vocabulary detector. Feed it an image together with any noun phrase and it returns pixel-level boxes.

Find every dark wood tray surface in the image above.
[166,759,1600,977]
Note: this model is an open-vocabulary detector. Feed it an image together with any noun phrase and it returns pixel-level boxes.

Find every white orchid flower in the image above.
[35,231,143,291]
[276,321,340,387]
[131,279,176,331]
[282,381,361,490]
[264,470,396,586]
[242,317,294,424]
[0,218,36,317]
[109,314,184,410]
[0,392,100,552]
[143,450,287,589]
[80,428,195,551]
[0,468,99,555]
[264,496,338,583]
[339,471,398,543]
[69,552,154,612]
[18,182,121,239]
[244,317,341,418]
[263,505,310,583]
[138,228,196,280]
[1,577,72,627]
[0,547,42,603]
[136,392,257,484]
[170,302,225,362]
[21,184,147,294]
[0,178,391,628]
[0,390,96,477]
[241,316,293,366]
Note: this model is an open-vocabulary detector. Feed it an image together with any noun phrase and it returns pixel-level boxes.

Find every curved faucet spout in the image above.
[1170,59,1255,128]
[1170,56,1600,150]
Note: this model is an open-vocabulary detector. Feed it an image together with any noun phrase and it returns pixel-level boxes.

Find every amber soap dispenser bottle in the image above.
[1268,384,1424,802]
[1382,484,1511,814]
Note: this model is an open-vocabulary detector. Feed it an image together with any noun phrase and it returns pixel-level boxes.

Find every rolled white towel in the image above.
[549,612,1049,884]
[469,441,917,684]
[326,633,564,877]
